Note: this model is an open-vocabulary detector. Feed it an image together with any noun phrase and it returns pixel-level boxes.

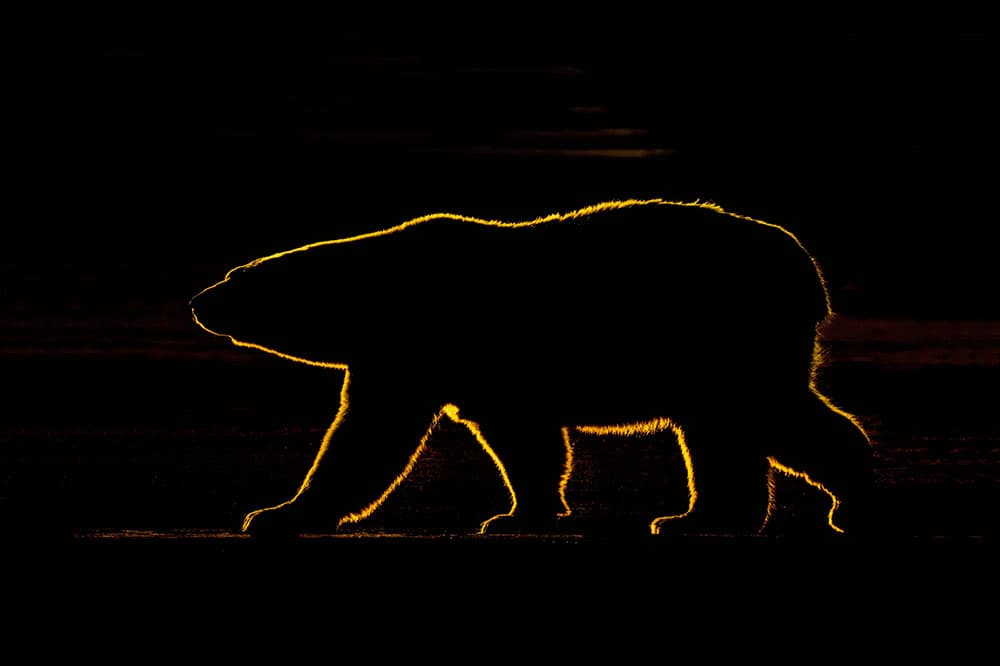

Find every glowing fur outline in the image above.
[192,199,868,536]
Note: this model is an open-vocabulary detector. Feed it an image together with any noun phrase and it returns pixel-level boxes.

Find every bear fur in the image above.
[191,199,872,537]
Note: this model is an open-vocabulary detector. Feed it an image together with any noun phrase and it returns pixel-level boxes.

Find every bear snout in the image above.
[189,280,235,336]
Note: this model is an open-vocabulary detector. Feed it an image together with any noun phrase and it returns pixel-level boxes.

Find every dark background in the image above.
[4,12,996,627]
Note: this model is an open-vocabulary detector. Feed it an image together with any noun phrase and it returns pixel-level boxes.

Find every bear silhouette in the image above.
[191,199,872,537]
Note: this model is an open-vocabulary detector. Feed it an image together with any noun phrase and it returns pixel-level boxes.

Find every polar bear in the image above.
[191,199,872,537]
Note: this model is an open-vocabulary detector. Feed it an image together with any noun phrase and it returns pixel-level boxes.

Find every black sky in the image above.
[11,18,995,321]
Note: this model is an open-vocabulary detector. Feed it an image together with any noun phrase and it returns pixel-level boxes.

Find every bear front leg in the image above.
[242,369,442,538]
[475,417,571,535]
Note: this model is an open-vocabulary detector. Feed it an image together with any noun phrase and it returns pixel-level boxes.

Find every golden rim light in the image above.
[192,198,869,536]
